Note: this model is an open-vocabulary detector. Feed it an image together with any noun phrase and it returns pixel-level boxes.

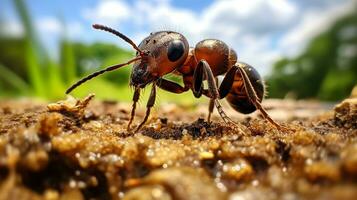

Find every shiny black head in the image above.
[228,62,265,114]
[130,31,189,88]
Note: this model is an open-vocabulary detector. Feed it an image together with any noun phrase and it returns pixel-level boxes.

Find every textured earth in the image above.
[0,95,356,200]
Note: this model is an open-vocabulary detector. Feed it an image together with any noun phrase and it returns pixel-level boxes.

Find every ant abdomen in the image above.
[225,62,265,114]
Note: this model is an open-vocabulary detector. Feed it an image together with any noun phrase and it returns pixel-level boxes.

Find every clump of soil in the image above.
[0,96,356,200]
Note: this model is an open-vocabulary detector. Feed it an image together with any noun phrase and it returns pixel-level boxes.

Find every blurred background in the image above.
[0,0,356,104]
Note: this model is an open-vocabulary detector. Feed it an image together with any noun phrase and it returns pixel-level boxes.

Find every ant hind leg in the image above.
[236,64,283,130]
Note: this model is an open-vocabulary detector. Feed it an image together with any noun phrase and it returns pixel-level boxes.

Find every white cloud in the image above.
[67,21,83,39]
[132,0,201,44]
[81,0,354,75]
[36,17,61,35]
[201,0,298,36]
[35,16,84,40]
[82,0,130,26]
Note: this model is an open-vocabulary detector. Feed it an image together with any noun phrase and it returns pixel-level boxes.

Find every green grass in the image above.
[14,0,46,97]
[0,63,30,95]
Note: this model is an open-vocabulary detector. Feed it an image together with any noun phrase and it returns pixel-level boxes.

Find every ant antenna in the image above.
[66,25,145,94]
[92,24,144,55]
[65,56,141,94]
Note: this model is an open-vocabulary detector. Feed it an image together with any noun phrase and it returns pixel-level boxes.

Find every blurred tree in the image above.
[267,12,357,101]
[0,38,27,80]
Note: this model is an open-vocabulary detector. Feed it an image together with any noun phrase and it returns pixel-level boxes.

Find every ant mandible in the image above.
[66,24,281,132]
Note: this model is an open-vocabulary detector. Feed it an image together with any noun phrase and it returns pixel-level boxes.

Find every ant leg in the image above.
[135,83,156,132]
[218,66,238,99]
[207,99,214,123]
[192,62,204,98]
[207,77,218,123]
[157,78,189,94]
[201,66,237,99]
[194,60,243,131]
[236,64,281,129]
[127,87,140,131]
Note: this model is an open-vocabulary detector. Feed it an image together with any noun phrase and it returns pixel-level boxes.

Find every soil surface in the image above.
[0,95,356,200]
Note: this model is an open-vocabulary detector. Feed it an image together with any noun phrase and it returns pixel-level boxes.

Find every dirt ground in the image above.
[0,95,356,200]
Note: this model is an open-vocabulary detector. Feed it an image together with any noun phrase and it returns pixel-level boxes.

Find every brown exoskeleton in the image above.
[66,24,281,132]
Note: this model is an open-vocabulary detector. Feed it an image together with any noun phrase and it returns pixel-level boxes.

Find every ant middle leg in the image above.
[207,77,218,123]
[193,60,219,99]
[207,99,214,123]
[218,65,238,99]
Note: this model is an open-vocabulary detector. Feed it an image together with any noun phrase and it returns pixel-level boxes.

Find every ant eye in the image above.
[167,40,184,62]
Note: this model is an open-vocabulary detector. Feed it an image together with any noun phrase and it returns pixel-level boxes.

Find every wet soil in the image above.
[0,96,356,200]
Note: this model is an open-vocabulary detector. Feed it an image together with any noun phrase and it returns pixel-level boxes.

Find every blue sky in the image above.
[1,0,355,75]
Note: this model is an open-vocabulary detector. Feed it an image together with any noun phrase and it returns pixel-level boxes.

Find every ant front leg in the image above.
[135,82,157,132]
[127,87,140,131]
[192,60,240,128]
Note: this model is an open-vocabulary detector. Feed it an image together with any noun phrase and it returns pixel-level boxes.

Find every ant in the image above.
[66,24,282,132]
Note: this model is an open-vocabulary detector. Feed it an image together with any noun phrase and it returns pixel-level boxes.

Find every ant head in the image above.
[130,31,189,88]
[65,25,189,94]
